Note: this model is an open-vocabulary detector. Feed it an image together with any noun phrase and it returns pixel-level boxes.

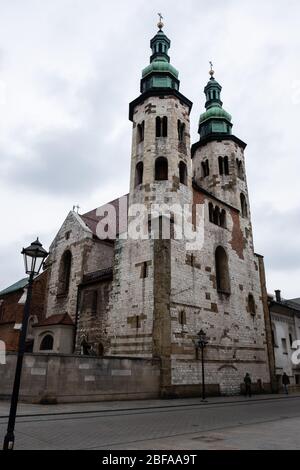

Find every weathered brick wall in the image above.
[129,95,192,208]
[193,140,248,211]
[106,93,193,366]
[76,279,112,354]
[106,238,154,357]
[169,196,271,395]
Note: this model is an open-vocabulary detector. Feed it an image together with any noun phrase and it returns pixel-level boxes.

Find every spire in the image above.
[157,12,164,30]
[198,63,232,139]
[140,16,180,94]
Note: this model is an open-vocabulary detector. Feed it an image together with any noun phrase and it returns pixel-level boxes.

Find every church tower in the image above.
[106,26,275,397]
[192,66,250,215]
[128,17,193,208]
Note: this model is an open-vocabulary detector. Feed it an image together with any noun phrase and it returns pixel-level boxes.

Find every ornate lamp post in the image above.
[196,329,209,401]
[3,238,48,451]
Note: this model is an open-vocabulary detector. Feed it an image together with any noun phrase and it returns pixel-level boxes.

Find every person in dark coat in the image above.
[244,373,252,397]
[282,372,290,394]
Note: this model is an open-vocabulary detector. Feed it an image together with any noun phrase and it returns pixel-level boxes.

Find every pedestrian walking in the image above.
[244,373,252,397]
[282,372,290,394]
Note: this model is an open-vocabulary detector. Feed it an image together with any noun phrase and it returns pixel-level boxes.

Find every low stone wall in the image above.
[0,353,161,404]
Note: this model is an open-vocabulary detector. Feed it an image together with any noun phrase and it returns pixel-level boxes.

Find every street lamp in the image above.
[3,238,48,451]
[196,329,209,401]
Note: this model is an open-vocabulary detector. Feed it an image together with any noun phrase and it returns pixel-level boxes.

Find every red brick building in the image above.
[0,270,48,351]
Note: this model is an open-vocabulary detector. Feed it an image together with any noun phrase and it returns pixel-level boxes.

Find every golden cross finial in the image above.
[209,61,215,78]
[157,12,164,30]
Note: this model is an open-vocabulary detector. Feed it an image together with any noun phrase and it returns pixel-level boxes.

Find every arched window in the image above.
[215,246,230,294]
[156,117,161,137]
[202,160,209,177]
[220,209,226,228]
[236,159,244,179]
[178,310,186,325]
[219,156,229,175]
[209,203,226,228]
[135,161,143,186]
[162,116,168,137]
[218,156,224,175]
[155,157,168,181]
[156,116,168,137]
[177,120,185,142]
[213,206,220,226]
[179,161,187,185]
[158,43,163,53]
[248,293,256,315]
[58,250,72,295]
[137,121,144,143]
[208,202,214,222]
[40,334,54,351]
[224,156,229,175]
[240,193,248,218]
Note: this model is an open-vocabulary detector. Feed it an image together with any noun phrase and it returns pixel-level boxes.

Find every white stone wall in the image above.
[272,312,298,383]
[106,238,154,357]
[169,192,271,394]
[129,95,192,208]
[193,140,249,212]
[33,325,74,354]
[45,212,114,322]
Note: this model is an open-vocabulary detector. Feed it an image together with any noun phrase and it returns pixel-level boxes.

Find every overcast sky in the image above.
[0,0,299,298]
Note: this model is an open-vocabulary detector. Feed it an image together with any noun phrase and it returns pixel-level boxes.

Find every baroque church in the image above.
[29,20,276,396]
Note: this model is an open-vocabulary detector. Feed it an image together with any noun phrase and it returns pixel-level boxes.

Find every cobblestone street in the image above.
[0,395,299,450]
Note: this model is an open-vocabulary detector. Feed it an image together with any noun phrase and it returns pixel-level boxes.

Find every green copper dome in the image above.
[140,26,180,93]
[199,106,232,124]
[198,72,233,138]
[142,60,179,79]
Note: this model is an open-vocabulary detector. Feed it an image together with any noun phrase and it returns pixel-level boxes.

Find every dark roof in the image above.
[289,297,300,305]
[80,195,128,239]
[285,299,300,311]
[34,313,74,327]
[0,278,28,297]
[269,298,300,314]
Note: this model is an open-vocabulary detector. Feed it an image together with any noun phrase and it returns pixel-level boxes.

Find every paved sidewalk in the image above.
[0,392,299,417]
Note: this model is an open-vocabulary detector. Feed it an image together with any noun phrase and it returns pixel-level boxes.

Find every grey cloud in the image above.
[253,206,300,271]
[1,63,131,196]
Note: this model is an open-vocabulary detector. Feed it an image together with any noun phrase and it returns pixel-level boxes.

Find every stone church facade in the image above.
[37,23,276,396]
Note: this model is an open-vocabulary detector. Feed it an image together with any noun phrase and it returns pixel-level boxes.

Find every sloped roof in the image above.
[0,278,28,297]
[286,298,300,311]
[289,297,300,305]
[34,313,74,327]
[80,195,128,239]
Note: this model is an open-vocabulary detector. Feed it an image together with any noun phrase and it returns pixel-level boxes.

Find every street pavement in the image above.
[0,394,299,450]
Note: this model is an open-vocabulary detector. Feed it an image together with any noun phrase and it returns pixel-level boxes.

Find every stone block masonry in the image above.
[0,353,160,403]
